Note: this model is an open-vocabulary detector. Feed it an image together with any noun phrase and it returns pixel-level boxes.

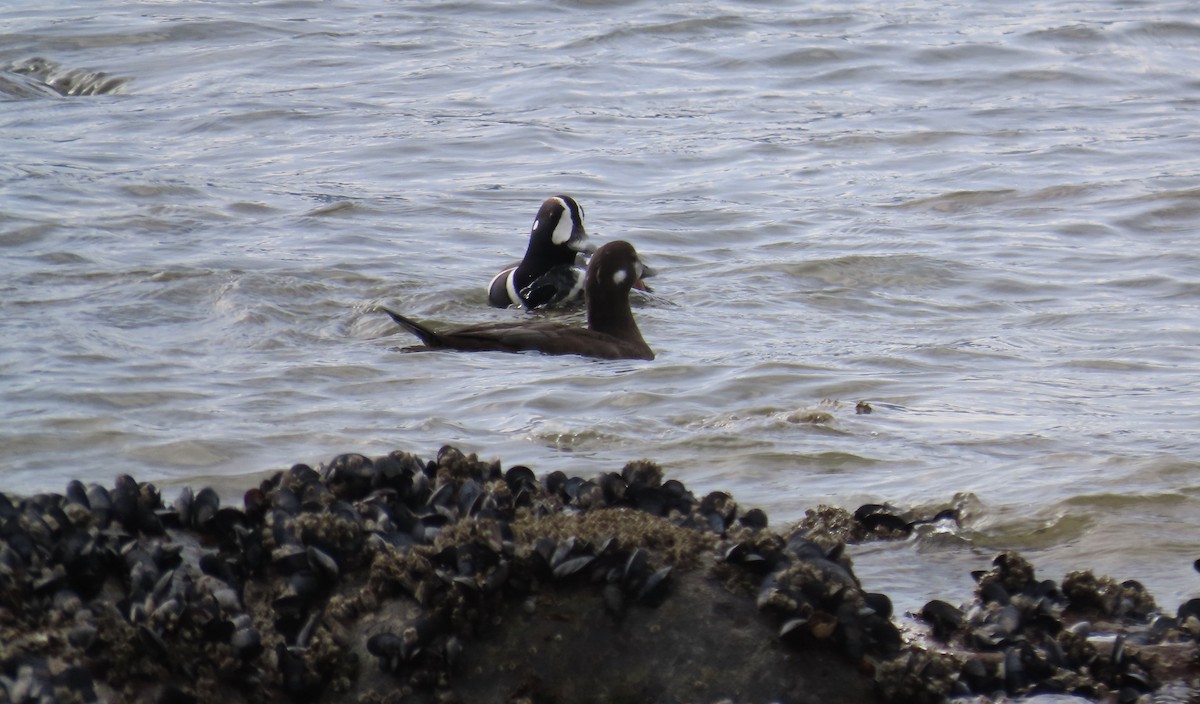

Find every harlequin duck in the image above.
[386,240,656,360]
[487,195,595,309]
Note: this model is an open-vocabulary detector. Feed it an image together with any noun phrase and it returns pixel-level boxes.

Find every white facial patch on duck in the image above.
[550,206,573,245]
[612,269,628,286]
[531,219,539,234]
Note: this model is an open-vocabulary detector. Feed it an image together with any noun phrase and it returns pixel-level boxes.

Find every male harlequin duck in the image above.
[487,195,595,309]
[386,240,656,360]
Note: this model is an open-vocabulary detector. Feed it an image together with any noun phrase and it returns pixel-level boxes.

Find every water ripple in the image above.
[4,0,1200,612]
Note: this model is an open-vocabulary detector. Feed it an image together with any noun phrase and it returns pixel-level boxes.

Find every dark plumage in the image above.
[387,240,655,360]
[487,195,594,309]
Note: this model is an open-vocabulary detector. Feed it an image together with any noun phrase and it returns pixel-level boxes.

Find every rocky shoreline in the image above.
[1,446,1197,703]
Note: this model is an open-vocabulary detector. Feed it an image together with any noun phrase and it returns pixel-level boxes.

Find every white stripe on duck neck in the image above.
[504,268,522,307]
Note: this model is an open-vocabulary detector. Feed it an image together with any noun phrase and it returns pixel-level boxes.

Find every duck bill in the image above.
[569,229,597,255]
[634,262,656,292]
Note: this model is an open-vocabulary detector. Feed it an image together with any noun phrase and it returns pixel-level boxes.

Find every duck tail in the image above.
[381,307,441,347]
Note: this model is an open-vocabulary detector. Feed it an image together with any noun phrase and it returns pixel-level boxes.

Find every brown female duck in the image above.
[385,240,655,360]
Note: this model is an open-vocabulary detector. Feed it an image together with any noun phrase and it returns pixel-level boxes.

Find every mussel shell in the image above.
[414,513,450,543]
[992,604,1022,637]
[504,465,537,494]
[299,481,330,512]
[698,491,735,518]
[286,571,323,600]
[623,548,649,585]
[285,463,320,487]
[170,488,194,529]
[271,593,308,621]
[305,546,340,583]
[199,553,240,587]
[231,625,263,660]
[64,480,90,509]
[862,592,892,619]
[67,623,98,650]
[210,506,246,539]
[112,475,140,530]
[549,537,578,568]
[400,617,436,659]
[660,479,694,511]
[859,511,912,535]
[192,488,220,529]
[598,473,626,505]
[978,579,1011,606]
[427,481,456,510]
[960,656,992,693]
[243,487,268,520]
[272,545,311,575]
[563,477,592,503]
[0,492,19,522]
[323,453,375,494]
[738,508,768,530]
[457,478,484,517]
[553,555,595,580]
[920,599,964,640]
[373,452,420,491]
[328,500,361,525]
[1121,665,1154,692]
[629,487,666,516]
[542,470,568,498]
[86,484,113,526]
[784,535,829,562]
[533,536,557,565]
[271,487,301,515]
[367,631,404,659]
[1002,646,1027,694]
[635,566,672,605]
[209,587,241,612]
[435,445,464,467]
[408,471,432,505]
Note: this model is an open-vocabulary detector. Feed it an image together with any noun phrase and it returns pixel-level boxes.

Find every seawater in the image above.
[3,0,1199,617]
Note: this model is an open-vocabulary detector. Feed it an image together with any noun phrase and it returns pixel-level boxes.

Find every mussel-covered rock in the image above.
[1,447,1197,704]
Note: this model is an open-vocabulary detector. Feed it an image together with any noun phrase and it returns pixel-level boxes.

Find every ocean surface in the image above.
[3,0,1199,624]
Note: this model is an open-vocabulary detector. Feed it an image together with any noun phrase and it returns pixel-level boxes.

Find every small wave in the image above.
[764,46,859,69]
[2,56,129,98]
[1121,20,1200,42]
[911,43,1027,66]
[1023,24,1107,44]
[893,189,1018,213]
